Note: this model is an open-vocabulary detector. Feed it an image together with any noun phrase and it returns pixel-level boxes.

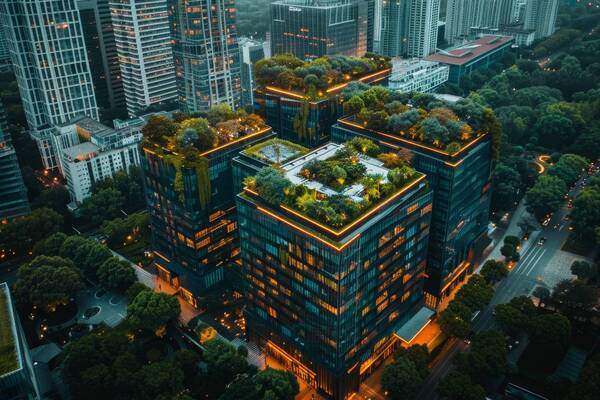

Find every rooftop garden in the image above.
[255,53,391,99]
[340,87,500,156]
[0,289,17,376]
[244,138,423,230]
[242,138,308,165]
[142,104,269,207]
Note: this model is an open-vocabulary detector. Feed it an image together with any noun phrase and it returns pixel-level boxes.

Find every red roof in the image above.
[426,35,514,66]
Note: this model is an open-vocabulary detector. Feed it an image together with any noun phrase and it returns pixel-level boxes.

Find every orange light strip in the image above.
[264,86,306,100]
[444,159,464,168]
[154,251,170,262]
[279,175,426,237]
[200,127,272,156]
[338,119,485,158]
[256,206,360,252]
[266,341,316,378]
[439,261,471,293]
[359,336,398,375]
[326,68,392,94]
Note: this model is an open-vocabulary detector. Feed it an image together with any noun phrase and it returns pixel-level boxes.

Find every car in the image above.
[538,237,547,246]
[542,217,551,226]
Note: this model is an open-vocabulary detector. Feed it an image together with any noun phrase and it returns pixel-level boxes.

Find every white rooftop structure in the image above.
[388,58,449,93]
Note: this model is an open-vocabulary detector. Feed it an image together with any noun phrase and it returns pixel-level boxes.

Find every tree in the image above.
[480,260,508,283]
[127,291,180,334]
[491,163,522,211]
[97,257,137,292]
[207,103,236,126]
[79,188,126,227]
[343,95,364,115]
[142,115,177,144]
[438,301,472,338]
[454,275,494,312]
[526,175,567,220]
[126,282,151,302]
[437,371,485,400]
[33,185,71,216]
[381,357,422,400]
[254,368,299,400]
[0,207,63,256]
[178,117,217,150]
[394,344,430,379]
[254,167,291,205]
[530,313,571,351]
[13,256,83,311]
[203,338,250,395]
[548,154,588,187]
[571,186,600,239]
[457,330,507,381]
[60,235,91,260]
[32,232,68,257]
[571,260,596,281]
[74,241,113,278]
[134,361,184,400]
[504,235,520,248]
[500,243,516,259]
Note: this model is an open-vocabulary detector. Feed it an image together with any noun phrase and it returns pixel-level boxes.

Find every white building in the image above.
[470,25,536,47]
[52,116,142,204]
[110,0,177,117]
[388,59,449,93]
[0,0,99,170]
[445,0,517,45]
[523,0,558,39]
[406,0,440,58]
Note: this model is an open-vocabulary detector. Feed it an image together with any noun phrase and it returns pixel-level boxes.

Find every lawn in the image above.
[0,289,17,375]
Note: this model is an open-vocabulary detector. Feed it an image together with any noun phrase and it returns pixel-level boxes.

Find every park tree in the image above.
[203,339,250,396]
[571,186,600,239]
[381,357,422,400]
[134,361,184,400]
[13,256,83,311]
[526,175,568,220]
[548,154,588,187]
[530,313,571,351]
[504,235,520,248]
[126,282,151,302]
[437,371,485,400]
[457,330,507,381]
[454,275,494,312]
[59,235,91,260]
[32,232,68,257]
[570,128,600,160]
[491,164,522,210]
[127,291,180,335]
[254,368,300,400]
[571,260,597,282]
[438,301,472,338]
[394,344,430,379]
[500,244,515,260]
[0,207,63,256]
[97,257,137,293]
[552,279,599,312]
[79,188,126,227]
[480,260,508,283]
[73,241,113,278]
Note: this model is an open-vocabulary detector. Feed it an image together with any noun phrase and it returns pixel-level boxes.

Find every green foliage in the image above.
[438,301,472,338]
[529,313,571,351]
[437,371,485,400]
[80,188,126,227]
[0,207,63,256]
[494,296,536,335]
[480,260,508,283]
[127,291,180,333]
[456,330,507,381]
[570,260,596,281]
[97,258,137,293]
[142,115,178,145]
[571,185,600,239]
[344,95,365,115]
[126,282,151,302]
[500,243,516,259]
[394,344,430,379]
[454,274,494,312]
[13,256,83,310]
[219,368,299,400]
[93,166,145,211]
[504,235,520,248]
[526,175,568,220]
[0,289,17,375]
[32,232,68,257]
[381,357,423,400]
[548,153,588,186]
[203,338,251,395]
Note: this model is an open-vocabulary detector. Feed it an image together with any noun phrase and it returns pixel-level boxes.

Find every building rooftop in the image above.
[426,35,514,66]
[243,140,427,238]
[63,141,99,161]
[242,138,308,165]
[0,283,20,377]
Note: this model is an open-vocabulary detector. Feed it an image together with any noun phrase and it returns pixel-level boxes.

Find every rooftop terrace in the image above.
[426,35,514,66]
[243,139,426,238]
[0,283,19,377]
[242,139,309,165]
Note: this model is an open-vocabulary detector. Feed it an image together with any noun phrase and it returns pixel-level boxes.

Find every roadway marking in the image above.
[525,249,547,276]
[514,245,543,274]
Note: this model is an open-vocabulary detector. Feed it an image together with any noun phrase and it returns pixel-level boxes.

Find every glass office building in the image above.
[270,0,371,60]
[332,119,492,307]
[237,142,434,399]
[142,120,274,306]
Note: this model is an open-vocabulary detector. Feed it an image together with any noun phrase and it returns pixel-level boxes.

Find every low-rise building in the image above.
[0,282,40,400]
[52,116,143,204]
[470,25,535,47]
[388,59,449,93]
[426,35,515,84]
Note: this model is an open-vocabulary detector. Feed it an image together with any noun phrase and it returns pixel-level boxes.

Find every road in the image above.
[416,172,592,400]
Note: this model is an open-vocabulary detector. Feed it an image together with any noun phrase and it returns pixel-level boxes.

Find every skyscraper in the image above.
[380,0,440,58]
[270,0,370,60]
[523,0,558,39]
[0,99,29,222]
[78,0,126,112]
[170,0,242,113]
[239,37,270,108]
[110,0,177,117]
[445,0,516,45]
[0,0,99,170]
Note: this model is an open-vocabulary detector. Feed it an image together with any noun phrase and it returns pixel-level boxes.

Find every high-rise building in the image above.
[0,100,29,222]
[0,0,99,170]
[110,0,177,117]
[239,37,270,108]
[331,97,492,307]
[78,0,126,112]
[380,0,440,58]
[270,0,371,60]
[142,111,274,306]
[169,0,241,113]
[51,116,142,204]
[523,0,558,39]
[445,0,516,45]
[0,24,10,71]
[238,141,434,399]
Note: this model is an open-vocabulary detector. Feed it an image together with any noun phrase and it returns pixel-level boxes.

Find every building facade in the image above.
[169,0,242,113]
[270,0,370,60]
[78,0,126,111]
[388,58,449,93]
[0,0,99,170]
[426,35,515,84]
[110,0,177,116]
[523,0,558,39]
[0,100,29,222]
[52,116,142,203]
[380,0,440,58]
[332,119,492,307]
[470,25,535,47]
[0,283,40,400]
[238,142,434,399]
[239,37,270,108]
[445,0,516,45]
[142,119,274,306]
